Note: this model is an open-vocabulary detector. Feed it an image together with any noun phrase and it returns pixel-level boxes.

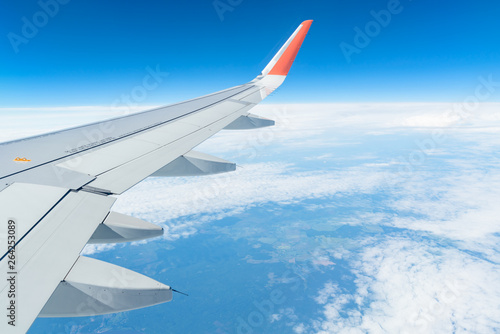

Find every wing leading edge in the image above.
[0,20,312,333]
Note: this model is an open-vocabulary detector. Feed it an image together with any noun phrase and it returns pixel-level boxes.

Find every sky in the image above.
[1,0,500,108]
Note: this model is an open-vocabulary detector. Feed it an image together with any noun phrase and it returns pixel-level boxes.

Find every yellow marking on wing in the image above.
[14,157,31,162]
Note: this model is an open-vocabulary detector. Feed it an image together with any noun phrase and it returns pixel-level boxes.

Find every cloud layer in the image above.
[3,103,500,332]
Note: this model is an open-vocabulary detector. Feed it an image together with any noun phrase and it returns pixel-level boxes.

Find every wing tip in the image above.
[264,20,313,77]
[301,19,314,27]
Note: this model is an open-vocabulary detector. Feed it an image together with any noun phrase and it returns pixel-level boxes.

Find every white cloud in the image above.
[402,113,461,128]
[305,238,500,334]
[380,168,500,262]
[110,162,386,241]
[81,243,120,256]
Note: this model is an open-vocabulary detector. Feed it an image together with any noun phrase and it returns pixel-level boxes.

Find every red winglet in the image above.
[268,20,313,76]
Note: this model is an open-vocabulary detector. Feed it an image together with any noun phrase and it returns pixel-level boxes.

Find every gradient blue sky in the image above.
[1,0,500,107]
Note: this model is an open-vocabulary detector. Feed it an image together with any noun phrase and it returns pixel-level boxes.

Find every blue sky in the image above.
[1,0,500,107]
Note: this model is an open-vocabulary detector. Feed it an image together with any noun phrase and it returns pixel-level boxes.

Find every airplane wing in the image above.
[0,20,313,333]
